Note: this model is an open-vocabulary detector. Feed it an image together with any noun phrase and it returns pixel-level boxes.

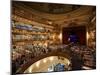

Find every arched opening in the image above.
[24,56,71,73]
[15,48,72,73]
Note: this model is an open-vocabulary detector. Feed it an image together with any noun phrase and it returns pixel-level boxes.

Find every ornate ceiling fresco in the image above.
[19,2,81,14]
[12,1,96,28]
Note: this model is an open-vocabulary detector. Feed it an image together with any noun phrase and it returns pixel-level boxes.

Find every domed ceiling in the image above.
[13,1,80,14]
[12,1,96,28]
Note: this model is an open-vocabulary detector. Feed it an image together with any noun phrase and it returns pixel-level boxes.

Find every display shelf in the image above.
[12,31,48,35]
[12,27,53,42]
[12,27,52,33]
[12,40,50,42]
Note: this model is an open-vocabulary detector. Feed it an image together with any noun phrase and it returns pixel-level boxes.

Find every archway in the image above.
[24,56,71,73]
[16,49,72,73]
